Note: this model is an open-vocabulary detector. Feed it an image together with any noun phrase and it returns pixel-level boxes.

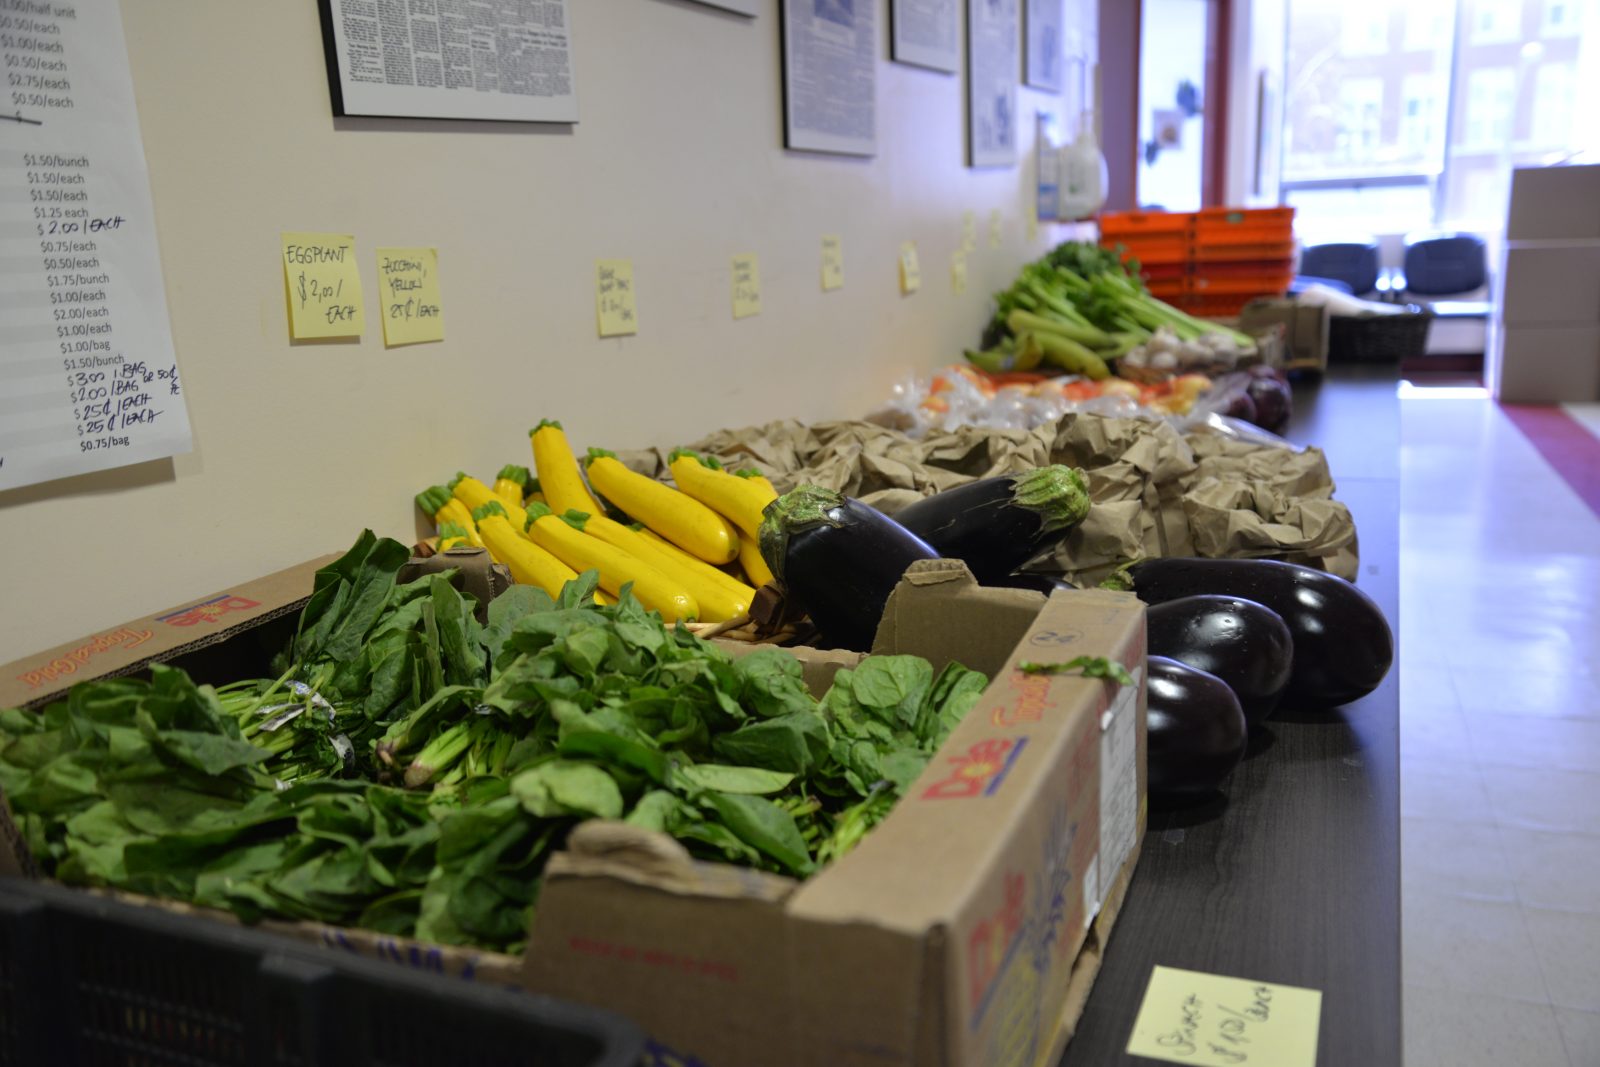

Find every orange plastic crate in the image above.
[1194,207,1295,261]
[1100,211,1195,266]
[1190,258,1294,296]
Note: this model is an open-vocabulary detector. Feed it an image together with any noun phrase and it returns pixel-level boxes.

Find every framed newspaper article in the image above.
[967,0,1019,166]
[890,0,960,73]
[318,0,579,122]
[780,0,877,156]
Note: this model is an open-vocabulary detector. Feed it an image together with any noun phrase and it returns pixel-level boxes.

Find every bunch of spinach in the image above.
[0,530,990,953]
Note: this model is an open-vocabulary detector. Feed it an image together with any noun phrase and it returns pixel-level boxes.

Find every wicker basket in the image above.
[1328,306,1433,363]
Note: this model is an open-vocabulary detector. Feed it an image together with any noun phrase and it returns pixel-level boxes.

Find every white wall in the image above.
[0,0,1096,662]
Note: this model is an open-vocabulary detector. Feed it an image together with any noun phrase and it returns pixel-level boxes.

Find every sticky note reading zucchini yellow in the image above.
[376,247,444,346]
[596,259,638,337]
[821,234,844,291]
[732,254,762,319]
[1125,966,1322,1067]
[282,232,364,339]
[989,209,1003,249]
[962,210,976,251]
[898,242,921,294]
[950,250,968,294]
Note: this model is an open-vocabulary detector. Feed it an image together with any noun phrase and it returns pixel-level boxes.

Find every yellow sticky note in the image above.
[732,253,762,319]
[282,232,365,339]
[899,242,921,294]
[376,247,444,346]
[950,250,968,294]
[1027,212,1040,243]
[596,259,638,337]
[989,209,1003,249]
[821,234,844,291]
[962,211,977,252]
[1125,966,1323,1067]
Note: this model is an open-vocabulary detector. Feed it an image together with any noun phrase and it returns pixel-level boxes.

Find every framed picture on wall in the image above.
[684,0,760,14]
[890,0,960,73]
[1024,0,1063,91]
[966,0,1019,167]
[780,0,877,155]
[317,0,579,122]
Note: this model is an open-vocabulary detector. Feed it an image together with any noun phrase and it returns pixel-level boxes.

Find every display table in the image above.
[1060,364,1402,1066]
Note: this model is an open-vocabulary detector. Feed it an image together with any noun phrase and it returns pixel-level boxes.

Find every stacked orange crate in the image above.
[1188,206,1296,316]
[1098,211,1194,305]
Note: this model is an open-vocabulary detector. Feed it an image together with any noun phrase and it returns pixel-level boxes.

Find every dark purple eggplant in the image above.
[889,466,1090,584]
[1146,655,1248,800]
[1146,595,1294,726]
[1124,557,1392,708]
[759,485,939,652]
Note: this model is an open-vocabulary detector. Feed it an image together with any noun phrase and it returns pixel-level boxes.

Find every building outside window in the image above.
[1460,67,1517,149]
[1529,61,1576,144]
[1541,0,1581,35]
[1470,0,1525,43]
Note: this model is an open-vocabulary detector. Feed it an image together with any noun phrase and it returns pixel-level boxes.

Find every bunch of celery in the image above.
[967,243,1255,377]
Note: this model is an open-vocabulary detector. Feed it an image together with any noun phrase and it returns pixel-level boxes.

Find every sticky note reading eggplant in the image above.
[732,254,762,319]
[950,250,968,294]
[962,210,977,251]
[988,209,1003,249]
[821,234,844,291]
[596,259,638,337]
[376,247,444,346]
[899,242,921,294]
[282,232,365,339]
[1125,966,1322,1067]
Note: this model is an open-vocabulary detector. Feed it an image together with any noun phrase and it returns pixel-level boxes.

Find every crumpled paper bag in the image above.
[620,411,1358,583]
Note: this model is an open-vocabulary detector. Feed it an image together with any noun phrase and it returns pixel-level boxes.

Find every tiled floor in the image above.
[1401,394,1600,1067]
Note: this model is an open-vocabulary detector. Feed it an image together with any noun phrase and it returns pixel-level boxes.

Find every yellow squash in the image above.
[491,464,531,509]
[737,532,775,588]
[436,522,471,552]
[523,502,698,622]
[451,472,529,535]
[637,529,762,600]
[415,486,484,547]
[471,504,592,601]
[530,420,605,517]
[561,509,753,622]
[585,449,739,564]
[667,449,777,540]
[733,467,779,497]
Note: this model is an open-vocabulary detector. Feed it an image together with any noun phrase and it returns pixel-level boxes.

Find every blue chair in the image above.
[1298,241,1381,297]
[1401,233,1488,297]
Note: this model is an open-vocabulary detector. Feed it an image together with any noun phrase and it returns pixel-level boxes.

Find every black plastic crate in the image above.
[0,879,645,1067]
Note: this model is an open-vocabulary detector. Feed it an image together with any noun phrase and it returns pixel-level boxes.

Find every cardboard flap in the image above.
[871,559,1048,677]
[548,821,798,903]
[398,547,510,624]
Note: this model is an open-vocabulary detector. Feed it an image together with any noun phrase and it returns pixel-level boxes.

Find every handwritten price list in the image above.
[0,0,193,491]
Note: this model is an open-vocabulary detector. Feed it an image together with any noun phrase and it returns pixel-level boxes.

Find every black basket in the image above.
[1327,307,1433,363]
[0,879,645,1067]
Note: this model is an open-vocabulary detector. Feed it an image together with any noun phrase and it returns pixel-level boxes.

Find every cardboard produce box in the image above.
[0,556,1147,1066]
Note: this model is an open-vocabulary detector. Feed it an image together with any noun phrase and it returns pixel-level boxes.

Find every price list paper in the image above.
[0,0,192,492]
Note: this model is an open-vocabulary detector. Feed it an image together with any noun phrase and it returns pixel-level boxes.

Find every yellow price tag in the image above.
[1125,966,1323,1067]
[899,242,921,294]
[376,247,444,346]
[950,250,968,294]
[596,259,638,337]
[821,234,844,291]
[732,253,762,319]
[282,232,365,340]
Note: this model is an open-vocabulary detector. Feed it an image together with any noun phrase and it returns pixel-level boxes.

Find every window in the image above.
[1337,78,1385,161]
[1541,0,1580,35]
[1461,67,1516,148]
[1400,75,1440,154]
[1404,1,1455,50]
[1470,0,1524,42]
[1530,62,1577,144]
[1342,10,1391,54]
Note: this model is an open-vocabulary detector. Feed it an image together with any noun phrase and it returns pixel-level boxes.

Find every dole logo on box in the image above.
[920,737,1029,800]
